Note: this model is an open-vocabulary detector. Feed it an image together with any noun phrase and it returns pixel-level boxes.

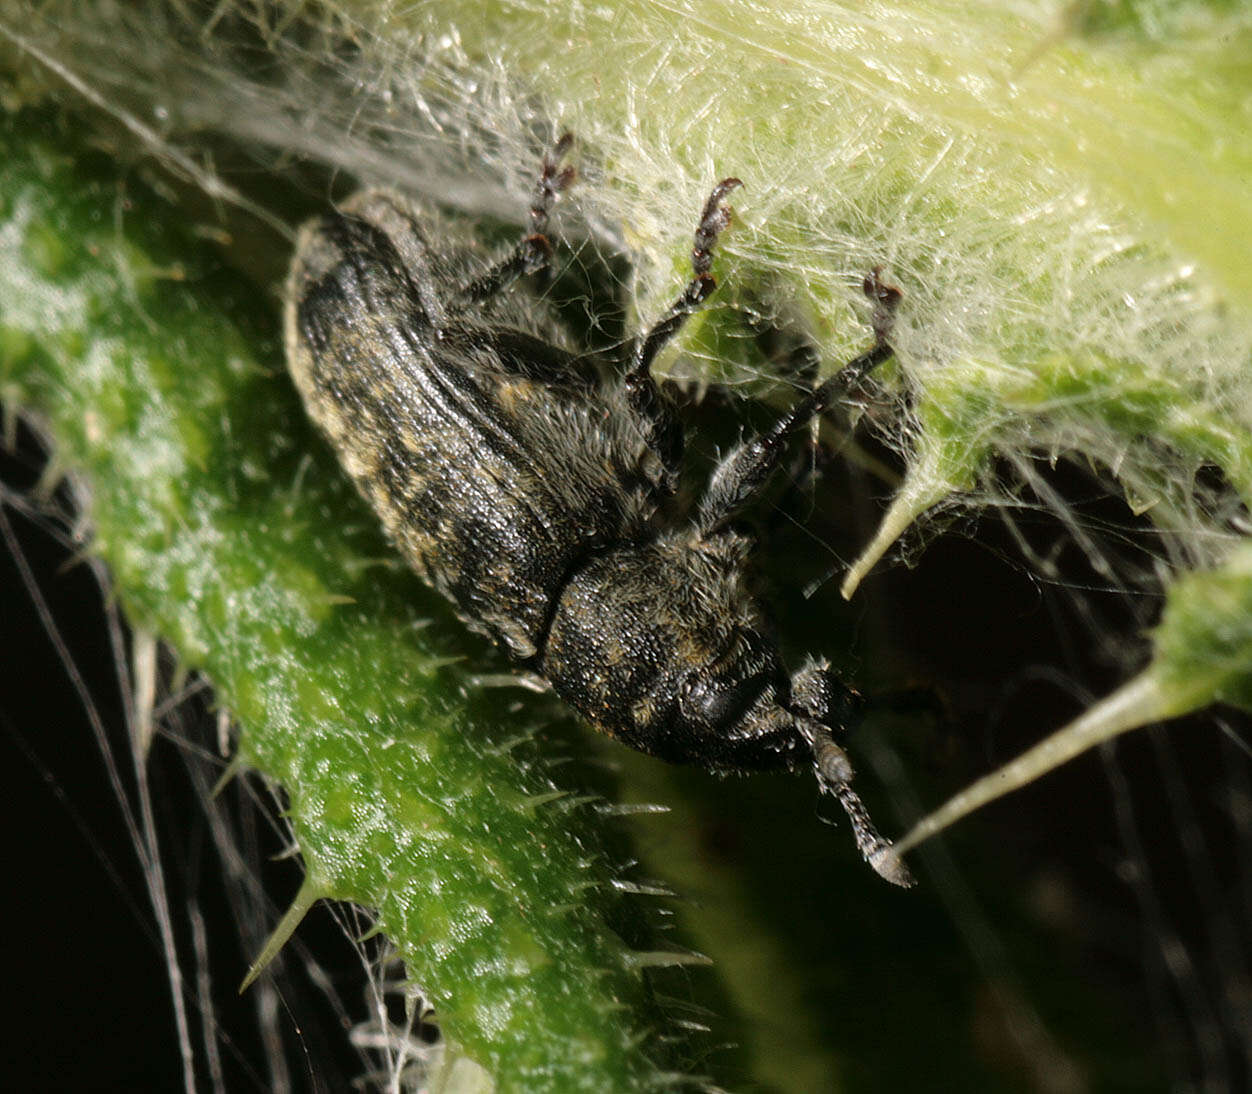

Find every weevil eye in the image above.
[681,671,771,730]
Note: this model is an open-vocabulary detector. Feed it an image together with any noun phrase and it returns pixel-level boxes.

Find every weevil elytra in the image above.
[283,137,912,886]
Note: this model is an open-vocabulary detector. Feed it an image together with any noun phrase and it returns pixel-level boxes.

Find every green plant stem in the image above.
[0,109,688,1092]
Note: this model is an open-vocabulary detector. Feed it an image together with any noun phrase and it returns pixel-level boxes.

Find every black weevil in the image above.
[284,137,912,886]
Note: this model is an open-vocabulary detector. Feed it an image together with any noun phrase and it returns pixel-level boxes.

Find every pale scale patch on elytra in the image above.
[495,378,537,415]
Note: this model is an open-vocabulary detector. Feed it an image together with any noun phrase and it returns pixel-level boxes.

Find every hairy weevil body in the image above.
[284,139,913,886]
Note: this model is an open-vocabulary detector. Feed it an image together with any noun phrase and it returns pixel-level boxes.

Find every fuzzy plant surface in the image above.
[3,0,1252,1090]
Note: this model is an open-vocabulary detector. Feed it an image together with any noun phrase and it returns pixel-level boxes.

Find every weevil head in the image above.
[542,530,843,768]
[542,528,913,886]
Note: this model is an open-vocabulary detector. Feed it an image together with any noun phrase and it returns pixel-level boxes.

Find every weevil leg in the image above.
[623,178,743,494]
[696,269,901,534]
[453,134,576,309]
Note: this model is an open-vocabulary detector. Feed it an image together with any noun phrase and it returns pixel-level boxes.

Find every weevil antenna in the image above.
[800,719,916,888]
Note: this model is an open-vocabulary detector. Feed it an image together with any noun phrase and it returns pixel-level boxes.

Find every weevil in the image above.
[283,137,913,886]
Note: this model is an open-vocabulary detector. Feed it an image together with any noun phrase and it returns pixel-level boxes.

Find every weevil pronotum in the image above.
[283,136,913,886]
